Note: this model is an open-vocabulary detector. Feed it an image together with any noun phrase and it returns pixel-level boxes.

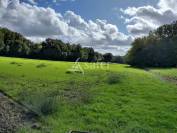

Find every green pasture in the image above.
[0,57,177,133]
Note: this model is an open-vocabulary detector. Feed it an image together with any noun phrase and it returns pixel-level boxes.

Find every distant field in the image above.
[0,56,177,133]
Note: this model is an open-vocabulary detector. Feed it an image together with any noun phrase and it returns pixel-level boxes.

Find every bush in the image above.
[66,69,83,74]
[39,97,58,115]
[107,73,120,84]
[36,63,47,68]
[19,91,58,116]
[65,70,72,74]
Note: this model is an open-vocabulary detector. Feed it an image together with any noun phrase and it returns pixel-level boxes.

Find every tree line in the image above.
[1,20,177,67]
[126,21,177,67]
[0,27,124,63]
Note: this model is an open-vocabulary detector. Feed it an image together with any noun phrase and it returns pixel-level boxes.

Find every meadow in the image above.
[0,56,177,133]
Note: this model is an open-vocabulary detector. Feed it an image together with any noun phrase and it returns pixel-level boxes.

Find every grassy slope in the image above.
[0,56,177,133]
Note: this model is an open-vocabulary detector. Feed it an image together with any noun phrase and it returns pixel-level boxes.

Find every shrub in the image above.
[39,97,58,115]
[107,73,120,84]
[19,91,58,116]
[66,69,83,74]
[65,70,72,74]
[36,63,47,68]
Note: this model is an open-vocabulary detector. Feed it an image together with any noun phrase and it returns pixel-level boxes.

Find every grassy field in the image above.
[0,56,177,133]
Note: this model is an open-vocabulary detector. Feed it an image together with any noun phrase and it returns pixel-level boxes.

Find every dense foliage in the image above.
[0,27,124,63]
[126,21,177,67]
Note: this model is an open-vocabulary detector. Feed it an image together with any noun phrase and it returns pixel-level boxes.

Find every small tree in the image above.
[103,53,113,62]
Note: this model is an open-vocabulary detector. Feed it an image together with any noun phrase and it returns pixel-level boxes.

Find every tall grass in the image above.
[106,72,120,84]
[19,91,59,116]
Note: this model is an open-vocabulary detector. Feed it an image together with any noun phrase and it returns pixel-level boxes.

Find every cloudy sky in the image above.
[0,0,177,55]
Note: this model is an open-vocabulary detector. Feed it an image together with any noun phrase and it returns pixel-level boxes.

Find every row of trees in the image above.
[2,20,177,67]
[0,27,124,63]
[126,21,177,67]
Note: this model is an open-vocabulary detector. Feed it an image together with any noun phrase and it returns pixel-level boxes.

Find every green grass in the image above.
[0,56,177,133]
[151,68,177,78]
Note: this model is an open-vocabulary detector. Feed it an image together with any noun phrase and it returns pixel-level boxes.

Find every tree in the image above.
[0,27,126,64]
[126,21,177,67]
[81,48,89,61]
[103,53,113,62]
[94,52,103,62]
[0,40,5,53]
[112,56,124,64]
[41,39,62,60]
[87,48,95,62]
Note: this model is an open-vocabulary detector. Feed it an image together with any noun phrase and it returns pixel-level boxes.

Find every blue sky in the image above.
[1,0,177,55]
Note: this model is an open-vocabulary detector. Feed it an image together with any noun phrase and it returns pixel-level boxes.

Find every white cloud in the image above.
[158,0,177,11]
[121,0,177,38]
[1,0,177,55]
[0,0,132,55]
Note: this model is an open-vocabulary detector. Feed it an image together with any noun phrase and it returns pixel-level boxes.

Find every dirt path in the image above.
[146,69,177,85]
[162,76,177,85]
[0,91,37,133]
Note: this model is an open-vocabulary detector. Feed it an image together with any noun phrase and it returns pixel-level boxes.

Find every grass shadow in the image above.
[10,61,23,66]
[36,64,47,69]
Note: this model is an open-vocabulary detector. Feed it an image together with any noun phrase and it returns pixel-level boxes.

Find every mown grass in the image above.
[0,56,177,133]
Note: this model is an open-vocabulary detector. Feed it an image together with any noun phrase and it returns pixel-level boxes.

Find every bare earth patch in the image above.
[163,76,177,85]
[0,92,37,133]
[148,70,177,85]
